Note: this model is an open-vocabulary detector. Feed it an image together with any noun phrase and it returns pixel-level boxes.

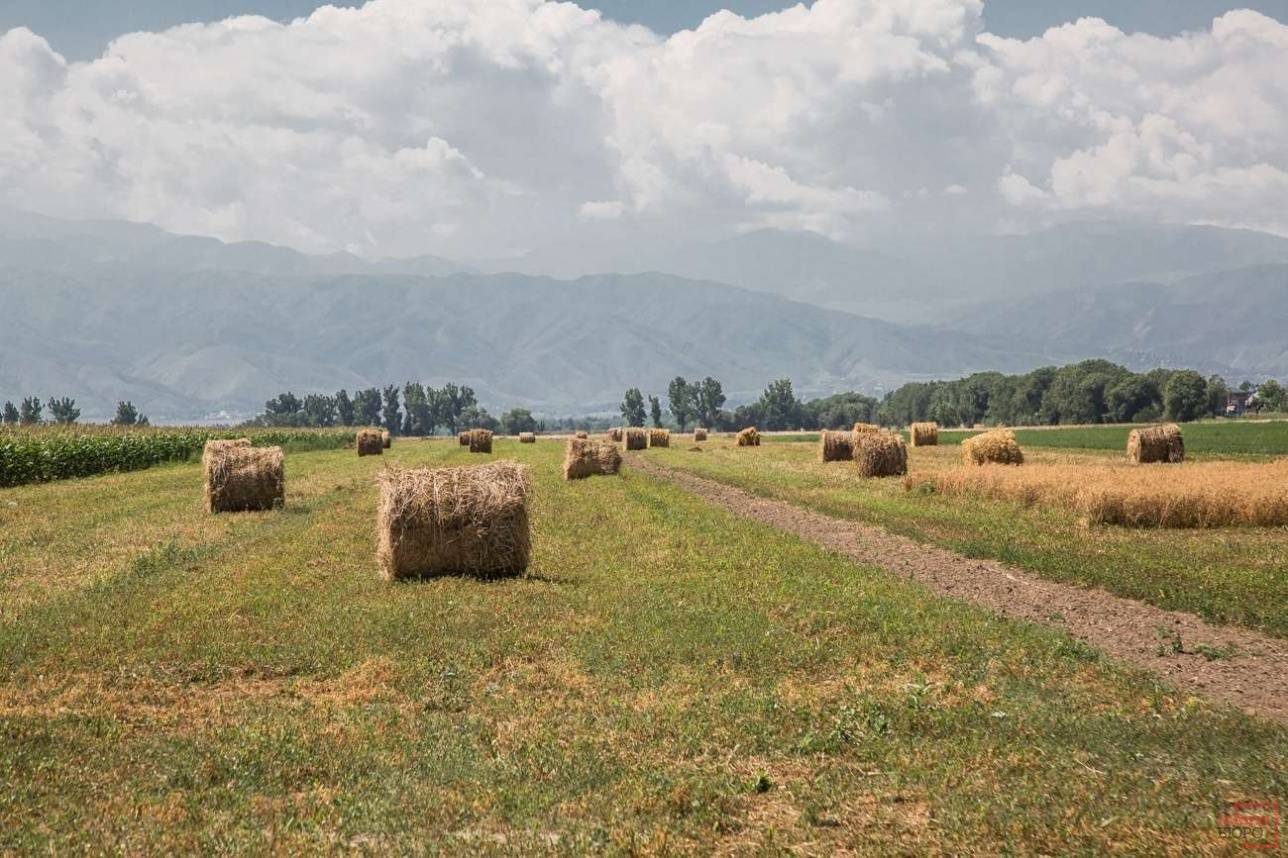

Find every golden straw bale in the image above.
[468,429,493,454]
[357,429,384,456]
[962,429,1024,466]
[624,428,648,450]
[736,427,761,447]
[376,462,531,580]
[202,438,250,472]
[563,438,622,480]
[819,430,855,462]
[458,431,470,446]
[204,445,284,513]
[648,428,670,448]
[854,431,908,477]
[852,422,880,435]
[1128,424,1185,464]
[694,427,708,442]
[518,432,536,444]
[607,427,624,442]
[910,422,939,447]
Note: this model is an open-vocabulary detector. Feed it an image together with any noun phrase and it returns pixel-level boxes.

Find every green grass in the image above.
[647,443,1288,638]
[0,440,1283,852]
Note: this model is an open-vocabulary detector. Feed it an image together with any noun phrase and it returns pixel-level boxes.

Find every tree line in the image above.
[1,398,148,426]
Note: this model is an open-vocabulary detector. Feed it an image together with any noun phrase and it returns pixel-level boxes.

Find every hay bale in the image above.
[563,438,622,480]
[694,427,708,442]
[819,430,855,462]
[357,429,384,457]
[648,428,670,448]
[962,429,1024,466]
[736,427,760,447]
[575,430,589,440]
[1128,424,1185,464]
[518,432,536,444]
[854,431,907,478]
[910,422,939,447]
[468,428,493,454]
[204,445,284,513]
[458,431,470,446]
[202,438,251,472]
[853,422,880,435]
[624,427,648,450]
[376,461,531,580]
[607,427,624,443]
[381,429,392,449]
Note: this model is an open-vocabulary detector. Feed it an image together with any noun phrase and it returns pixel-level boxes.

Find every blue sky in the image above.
[4,0,1287,59]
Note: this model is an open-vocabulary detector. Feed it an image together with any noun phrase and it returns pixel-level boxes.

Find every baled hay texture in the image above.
[624,427,648,450]
[694,427,708,441]
[906,459,1288,528]
[575,430,589,439]
[853,422,880,435]
[469,429,494,454]
[518,432,536,444]
[819,430,855,462]
[202,438,251,472]
[204,445,284,513]
[458,431,470,446]
[381,429,392,449]
[357,429,384,456]
[648,428,670,448]
[607,427,624,442]
[736,427,760,447]
[910,422,939,447]
[854,431,908,478]
[1128,424,1185,464]
[376,461,531,580]
[563,438,623,480]
[962,429,1024,466]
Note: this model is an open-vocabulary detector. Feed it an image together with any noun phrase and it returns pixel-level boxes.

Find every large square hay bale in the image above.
[458,431,470,446]
[648,428,670,448]
[736,427,760,447]
[381,429,392,449]
[607,427,624,442]
[624,427,648,450]
[357,429,384,456]
[854,431,907,477]
[962,429,1024,465]
[563,438,622,480]
[376,462,531,580]
[1127,424,1184,464]
[204,445,284,513]
[694,427,708,442]
[519,432,536,444]
[469,429,493,453]
[910,422,939,447]
[819,430,855,462]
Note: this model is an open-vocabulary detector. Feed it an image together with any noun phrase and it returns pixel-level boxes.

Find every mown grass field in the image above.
[1,439,1284,852]
[650,438,1288,638]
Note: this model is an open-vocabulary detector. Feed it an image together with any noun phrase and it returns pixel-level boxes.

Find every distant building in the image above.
[1225,391,1252,416]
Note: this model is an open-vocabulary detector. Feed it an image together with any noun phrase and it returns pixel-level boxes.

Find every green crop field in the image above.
[0,439,1283,852]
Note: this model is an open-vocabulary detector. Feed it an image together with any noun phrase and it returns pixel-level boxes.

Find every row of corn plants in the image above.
[0,425,359,488]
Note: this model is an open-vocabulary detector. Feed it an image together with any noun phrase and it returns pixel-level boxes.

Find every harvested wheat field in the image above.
[736,427,760,446]
[624,427,648,450]
[819,430,854,462]
[203,444,285,513]
[563,437,622,480]
[648,428,670,448]
[961,429,1024,465]
[357,429,384,456]
[468,428,493,453]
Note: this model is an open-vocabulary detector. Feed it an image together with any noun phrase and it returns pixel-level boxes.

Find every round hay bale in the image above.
[1127,424,1184,464]
[961,429,1024,465]
[854,431,907,478]
[693,427,708,442]
[381,429,392,449]
[910,422,939,447]
[518,432,536,444]
[624,427,648,451]
[376,461,531,580]
[819,430,855,462]
[468,428,493,454]
[202,438,251,472]
[852,422,880,435]
[204,445,284,513]
[458,431,470,446]
[736,427,760,447]
[357,429,384,457]
[648,428,670,448]
[563,438,622,480]
[607,427,624,443]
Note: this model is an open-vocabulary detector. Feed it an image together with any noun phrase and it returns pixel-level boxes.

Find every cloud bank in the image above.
[2,0,1286,258]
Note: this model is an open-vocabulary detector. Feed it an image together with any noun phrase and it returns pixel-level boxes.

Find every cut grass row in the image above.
[647,443,1288,638]
[1,440,1283,851]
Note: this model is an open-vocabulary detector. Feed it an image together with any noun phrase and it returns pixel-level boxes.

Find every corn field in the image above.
[0,425,358,488]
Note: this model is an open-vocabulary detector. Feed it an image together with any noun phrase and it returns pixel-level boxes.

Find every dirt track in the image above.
[631,457,1288,723]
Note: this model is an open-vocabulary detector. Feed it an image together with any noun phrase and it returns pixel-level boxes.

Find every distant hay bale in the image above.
[518,432,536,444]
[853,422,880,435]
[563,438,622,480]
[204,445,284,513]
[694,427,708,442]
[1128,424,1185,464]
[624,428,648,450]
[607,427,624,442]
[910,422,939,447]
[468,429,493,454]
[381,429,392,449]
[649,428,670,448]
[575,430,589,439]
[854,431,907,478]
[357,429,384,457]
[458,431,470,446]
[376,462,531,580]
[736,427,760,447]
[962,429,1024,466]
[819,430,855,462]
